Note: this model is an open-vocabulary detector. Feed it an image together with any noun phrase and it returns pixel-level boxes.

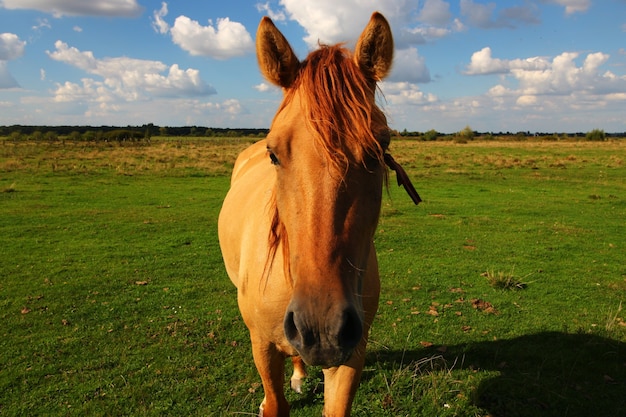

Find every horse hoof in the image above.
[290,377,304,394]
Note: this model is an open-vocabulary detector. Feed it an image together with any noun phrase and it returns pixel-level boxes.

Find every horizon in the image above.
[2,124,623,137]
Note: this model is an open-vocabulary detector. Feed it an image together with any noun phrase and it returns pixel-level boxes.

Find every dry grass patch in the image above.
[482,270,528,290]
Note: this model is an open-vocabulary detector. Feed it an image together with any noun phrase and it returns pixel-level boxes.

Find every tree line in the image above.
[1,124,622,143]
[0,124,269,142]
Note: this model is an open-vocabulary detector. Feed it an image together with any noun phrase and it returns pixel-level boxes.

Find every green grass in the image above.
[1,138,625,416]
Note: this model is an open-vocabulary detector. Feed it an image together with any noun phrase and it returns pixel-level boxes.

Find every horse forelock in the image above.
[281,44,389,169]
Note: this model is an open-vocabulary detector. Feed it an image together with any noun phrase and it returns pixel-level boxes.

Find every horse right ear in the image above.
[256,17,300,88]
[354,12,394,81]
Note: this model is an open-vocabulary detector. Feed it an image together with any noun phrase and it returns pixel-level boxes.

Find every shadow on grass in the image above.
[368,331,625,417]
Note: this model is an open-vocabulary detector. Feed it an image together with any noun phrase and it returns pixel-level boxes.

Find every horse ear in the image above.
[354,12,394,81]
[256,17,300,88]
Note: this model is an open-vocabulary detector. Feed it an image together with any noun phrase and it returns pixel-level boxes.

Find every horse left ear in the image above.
[354,12,394,81]
[256,16,301,88]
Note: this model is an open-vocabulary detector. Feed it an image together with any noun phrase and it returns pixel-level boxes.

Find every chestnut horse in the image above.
[219,12,398,416]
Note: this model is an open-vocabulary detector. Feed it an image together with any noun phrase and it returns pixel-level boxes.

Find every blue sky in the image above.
[0,0,625,133]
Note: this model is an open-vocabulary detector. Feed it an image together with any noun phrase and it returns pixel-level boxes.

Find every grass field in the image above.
[1,138,625,416]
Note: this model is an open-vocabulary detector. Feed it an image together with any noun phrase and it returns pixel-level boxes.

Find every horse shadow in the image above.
[366,331,625,417]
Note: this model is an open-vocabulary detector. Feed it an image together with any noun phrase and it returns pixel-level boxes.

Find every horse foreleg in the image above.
[290,356,307,394]
[251,340,290,417]
[321,352,366,417]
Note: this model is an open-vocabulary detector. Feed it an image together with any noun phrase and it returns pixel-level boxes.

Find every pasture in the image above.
[1,137,624,416]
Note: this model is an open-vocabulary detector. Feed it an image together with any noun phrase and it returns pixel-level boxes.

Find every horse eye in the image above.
[267,148,280,166]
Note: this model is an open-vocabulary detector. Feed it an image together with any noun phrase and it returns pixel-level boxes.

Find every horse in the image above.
[219,12,415,417]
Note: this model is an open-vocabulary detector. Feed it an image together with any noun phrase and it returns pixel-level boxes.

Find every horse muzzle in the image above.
[283,301,363,367]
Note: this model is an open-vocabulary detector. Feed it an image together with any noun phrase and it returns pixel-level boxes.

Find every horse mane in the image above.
[265,44,390,284]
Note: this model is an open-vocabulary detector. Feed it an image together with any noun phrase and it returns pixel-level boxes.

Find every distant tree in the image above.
[69,131,82,142]
[456,125,475,142]
[159,126,168,137]
[585,128,606,141]
[423,129,438,141]
[82,131,96,142]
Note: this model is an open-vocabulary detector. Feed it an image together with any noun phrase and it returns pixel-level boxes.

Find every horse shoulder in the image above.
[218,140,276,290]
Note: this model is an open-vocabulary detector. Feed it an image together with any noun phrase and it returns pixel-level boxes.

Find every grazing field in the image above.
[1,137,625,416]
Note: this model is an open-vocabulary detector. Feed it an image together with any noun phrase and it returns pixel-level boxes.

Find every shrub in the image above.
[423,129,439,141]
[586,128,606,141]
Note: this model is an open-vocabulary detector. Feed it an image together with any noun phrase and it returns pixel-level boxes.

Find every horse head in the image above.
[257,12,394,367]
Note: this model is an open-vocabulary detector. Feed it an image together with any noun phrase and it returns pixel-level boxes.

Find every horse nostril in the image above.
[284,311,299,343]
[338,307,363,350]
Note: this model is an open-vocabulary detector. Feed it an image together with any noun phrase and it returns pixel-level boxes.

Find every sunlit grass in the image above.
[1,137,625,416]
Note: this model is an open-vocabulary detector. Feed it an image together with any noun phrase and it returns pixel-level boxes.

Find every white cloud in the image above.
[256,2,286,22]
[275,0,441,84]
[32,18,51,31]
[417,0,452,26]
[389,47,431,83]
[170,16,253,59]
[545,0,591,15]
[254,82,272,92]
[0,33,26,60]
[0,0,143,17]
[279,0,422,47]
[47,40,216,101]
[151,2,170,35]
[465,47,550,75]
[0,33,25,88]
[73,26,82,32]
[469,47,626,99]
[516,95,537,106]
[381,81,438,106]
[471,48,626,131]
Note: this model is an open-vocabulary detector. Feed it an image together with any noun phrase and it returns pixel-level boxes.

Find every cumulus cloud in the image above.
[417,0,452,26]
[47,40,216,101]
[381,81,438,106]
[0,0,143,17]
[151,2,253,59]
[0,33,26,61]
[460,0,540,29]
[389,47,431,83]
[0,33,26,88]
[279,0,423,47]
[275,0,441,85]
[465,47,550,75]
[476,48,626,102]
[169,16,253,59]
